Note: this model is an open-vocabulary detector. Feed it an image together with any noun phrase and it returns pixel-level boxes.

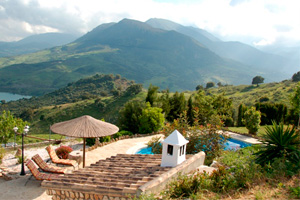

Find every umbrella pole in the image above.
[83,138,86,168]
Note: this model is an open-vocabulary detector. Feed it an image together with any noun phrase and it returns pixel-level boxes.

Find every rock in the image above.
[210,161,222,168]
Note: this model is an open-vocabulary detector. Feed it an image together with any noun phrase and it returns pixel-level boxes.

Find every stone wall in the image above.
[46,189,131,200]
[137,151,206,196]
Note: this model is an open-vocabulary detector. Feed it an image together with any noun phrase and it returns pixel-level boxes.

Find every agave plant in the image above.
[255,121,300,166]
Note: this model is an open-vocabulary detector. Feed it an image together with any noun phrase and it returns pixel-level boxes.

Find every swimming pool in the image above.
[136,138,251,154]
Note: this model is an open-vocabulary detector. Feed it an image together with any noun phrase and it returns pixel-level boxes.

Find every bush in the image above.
[99,136,111,143]
[255,121,300,173]
[242,107,261,135]
[292,71,300,82]
[0,147,5,164]
[163,113,227,165]
[112,130,133,139]
[147,136,162,154]
[55,145,73,159]
[218,146,263,189]
[16,155,27,164]
[118,100,146,133]
[138,102,165,134]
[163,172,209,199]
[86,138,96,146]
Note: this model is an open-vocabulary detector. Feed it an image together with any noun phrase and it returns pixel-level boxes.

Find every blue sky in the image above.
[0,0,299,47]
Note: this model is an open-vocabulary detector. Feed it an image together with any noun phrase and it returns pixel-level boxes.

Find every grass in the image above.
[7,133,66,145]
[228,125,291,138]
[228,126,267,137]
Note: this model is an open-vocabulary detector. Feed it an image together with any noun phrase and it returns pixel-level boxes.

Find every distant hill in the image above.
[146,18,295,82]
[0,33,79,57]
[0,18,256,96]
[207,80,297,109]
[0,73,137,115]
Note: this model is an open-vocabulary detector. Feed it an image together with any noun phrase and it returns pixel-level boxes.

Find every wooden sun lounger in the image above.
[45,145,77,168]
[32,154,67,174]
[25,159,61,181]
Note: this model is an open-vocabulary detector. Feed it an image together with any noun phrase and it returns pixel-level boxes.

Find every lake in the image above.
[0,92,31,102]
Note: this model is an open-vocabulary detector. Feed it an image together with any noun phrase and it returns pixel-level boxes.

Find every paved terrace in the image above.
[42,154,171,199]
[0,134,164,200]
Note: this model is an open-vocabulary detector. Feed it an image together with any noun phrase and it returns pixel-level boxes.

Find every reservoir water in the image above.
[0,92,31,102]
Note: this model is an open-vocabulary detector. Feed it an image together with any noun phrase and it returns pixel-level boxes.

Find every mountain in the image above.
[146,18,295,82]
[146,18,220,47]
[0,33,80,57]
[257,44,300,73]
[0,19,258,95]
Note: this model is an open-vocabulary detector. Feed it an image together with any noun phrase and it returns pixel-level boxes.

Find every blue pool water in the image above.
[224,138,252,150]
[136,138,251,154]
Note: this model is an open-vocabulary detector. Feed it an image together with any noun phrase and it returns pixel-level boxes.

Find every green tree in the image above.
[20,108,34,121]
[138,102,165,134]
[255,103,288,125]
[290,82,300,127]
[193,90,215,124]
[118,100,145,133]
[0,111,27,146]
[195,85,204,91]
[187,96,194,125]
[167,92,186,122]
[252,76,264,86]
[242,107,261,135]
[145,84,159,106]
[211,94,234,126]
[237,103,247,126]
[206,82,215,89]
[124,84,143,95]
[292,71,300,82]
[160,89,171,117]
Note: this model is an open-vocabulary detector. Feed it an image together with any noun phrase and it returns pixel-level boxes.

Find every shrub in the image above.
[56,145,73,159]
[292,71,300,82]
[118,100,145,133]
[15,155,27,164]
[138,102,165,134]
[163,113,227,165]
[86,138,96,146]
[99,136,111,143]
[163,172,209,199]
[209,166,236,193]
[289,186,300,199]
[255,121,300,173]
[218,146,263,189]
[147,136,162,154]
[242,107,261,135]
[112,130,133,139]
[0,147,5,164]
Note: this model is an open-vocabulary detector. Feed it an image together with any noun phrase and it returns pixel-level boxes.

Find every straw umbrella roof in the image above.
[50,115,119,138]
[50,115,119,168]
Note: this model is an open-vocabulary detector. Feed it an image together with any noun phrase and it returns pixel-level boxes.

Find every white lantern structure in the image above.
[161,130,189,167]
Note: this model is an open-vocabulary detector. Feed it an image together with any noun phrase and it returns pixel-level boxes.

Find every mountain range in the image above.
[0,33,79,57]
[0,18,297,96]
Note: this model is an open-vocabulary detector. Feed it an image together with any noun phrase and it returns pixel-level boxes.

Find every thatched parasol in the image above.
[50,115,119,167]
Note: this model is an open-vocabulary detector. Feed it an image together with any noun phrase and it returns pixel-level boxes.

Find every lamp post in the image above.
[13,125,30,176]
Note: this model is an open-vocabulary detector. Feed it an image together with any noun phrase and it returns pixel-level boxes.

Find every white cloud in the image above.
[0,0,299,47]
